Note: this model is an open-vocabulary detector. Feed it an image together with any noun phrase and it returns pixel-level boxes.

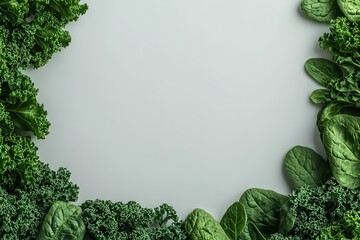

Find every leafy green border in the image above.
[2,0,360,239]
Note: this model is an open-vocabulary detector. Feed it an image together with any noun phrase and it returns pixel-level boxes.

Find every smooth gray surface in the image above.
[31,0,328,219]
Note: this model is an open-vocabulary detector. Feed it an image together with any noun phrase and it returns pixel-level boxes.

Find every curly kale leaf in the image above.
[316,210,360,239]
[0,0,87,70]
[290,177,360,239]
[81,200,187,240]
[320,17,360,68]
[32,0,88,24]
[268,233,302,240]
[0,70,50,139]
[0,133,40,189]
[0,162,79,239]
[0,0,29,25]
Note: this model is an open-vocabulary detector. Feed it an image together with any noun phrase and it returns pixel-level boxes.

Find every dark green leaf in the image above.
[248,223,266,240]
[278,200,296,235]
[301,0,342,22]
[305,58,342,87]
[323,114,360,188]
[284,146,331,190]
[239,189,289,237]
[311,89,331,105]
[317,101,360,137]
[220,202,247,240]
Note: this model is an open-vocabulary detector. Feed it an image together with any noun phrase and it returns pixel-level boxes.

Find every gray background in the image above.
[30,0,329,219]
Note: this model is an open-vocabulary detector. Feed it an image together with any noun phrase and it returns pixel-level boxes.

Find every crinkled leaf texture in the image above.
[323,114,360,188]
[184,208,229,240]
[317,101,360,138]
[284,146,331,190]
[239,189,289,239]
[37,201,85,240]
[301,0,342,22]
[220,202,246,240]
[337,0,360,22]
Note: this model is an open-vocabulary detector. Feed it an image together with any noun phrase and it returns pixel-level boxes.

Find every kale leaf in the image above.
[81,200,187,240]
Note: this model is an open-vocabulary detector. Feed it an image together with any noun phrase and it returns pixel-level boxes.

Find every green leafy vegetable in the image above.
[320,17,360,68]
[0,162,79,239]
[278,200,296,235]
[317,101,360,137]
[316,210,360,239]
[305,58,343,87]
[239,189,289,238]
[301,0,342,22]
[248,222,265,240]
[220,202,247,240]
[337,0,360,22]
[37,201,85,240]
[0,133,40,188]
[81,200,187,240]
[323,114,360,188]
[284,146,331,190]
[184,208,229,240]
[290,177,360,239]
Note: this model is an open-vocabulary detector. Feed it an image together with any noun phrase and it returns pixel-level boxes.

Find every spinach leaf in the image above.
[305,58,343,87]
[220,202,247,240]
[278,200,296,235]
[248,222,266,240]
[323,114,360,188]
[37,201,85,240]
[310,89,331,105]
[184,208,229,240]
[337,0,360,22]
[239,189,289,237]
[317,101,360,137]
[284,146,331,190]
[301,0,342,22]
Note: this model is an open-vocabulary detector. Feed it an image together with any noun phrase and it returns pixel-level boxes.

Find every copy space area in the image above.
[31,0,328,219]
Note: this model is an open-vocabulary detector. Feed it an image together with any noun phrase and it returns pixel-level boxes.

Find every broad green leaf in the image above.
[220,202,247,240]
[317,101,360,137]
[301,0,342,22]
[184,208,229,240]
[7,97,50,139]
[323,114,360,188]
[248,223,266,240]
[337,0,360,22]
[311,89,331,104]
[37,201,85,240]
[284,146,331,190]
[305,58,343,87]
[239,189,289,237]
[278,200,296,235]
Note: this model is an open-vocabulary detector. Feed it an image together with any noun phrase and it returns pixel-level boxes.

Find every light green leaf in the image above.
[184,208,229,240]
[220,202,247,240]
[323,114,360,188]
[301,0,342,22]
[337,0,360,22]
[37,201,85,240]
[284,146,331,190]
[305,58,343,87]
